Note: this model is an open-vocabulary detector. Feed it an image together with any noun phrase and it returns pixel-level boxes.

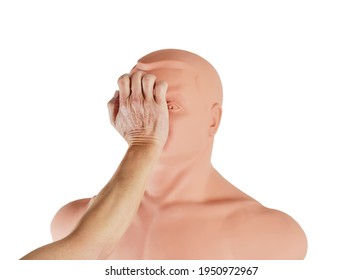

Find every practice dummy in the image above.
[51,49,307,259]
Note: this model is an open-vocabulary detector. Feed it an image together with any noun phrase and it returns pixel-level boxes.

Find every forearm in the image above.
[20,238,78,260]
[69,145,161,258]
[22,70,168,260]
[21,145,161,260]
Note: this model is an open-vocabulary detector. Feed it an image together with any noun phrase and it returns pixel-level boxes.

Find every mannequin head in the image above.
[131,49,223,163]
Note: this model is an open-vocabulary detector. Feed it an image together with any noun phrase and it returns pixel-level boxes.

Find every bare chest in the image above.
[107,204,233,259]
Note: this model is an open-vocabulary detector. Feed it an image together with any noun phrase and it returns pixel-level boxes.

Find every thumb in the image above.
[107,90,119,124]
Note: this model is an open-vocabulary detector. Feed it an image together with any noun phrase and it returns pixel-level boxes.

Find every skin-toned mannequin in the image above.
[50,49,307,260]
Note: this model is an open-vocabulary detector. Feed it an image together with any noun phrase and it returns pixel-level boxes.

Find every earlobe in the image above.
[209,103,222,136]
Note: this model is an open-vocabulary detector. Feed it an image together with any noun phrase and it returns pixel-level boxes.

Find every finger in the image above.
[130,71,144,101]
[142,74,156,101]
[107,90,119,124]
[154,80,168,104]
[117,74,130,103]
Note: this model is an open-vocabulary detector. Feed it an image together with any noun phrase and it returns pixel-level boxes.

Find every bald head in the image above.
[134,49,223,107]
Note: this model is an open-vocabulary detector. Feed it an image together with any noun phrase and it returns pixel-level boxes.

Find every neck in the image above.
[145,144,214,206]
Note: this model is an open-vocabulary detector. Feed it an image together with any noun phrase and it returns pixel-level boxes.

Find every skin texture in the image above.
[20,71,168,259]
[50,49,308,260]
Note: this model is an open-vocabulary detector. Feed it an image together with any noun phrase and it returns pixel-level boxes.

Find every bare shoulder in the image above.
[224,201,308,259]
[50,197,93,241]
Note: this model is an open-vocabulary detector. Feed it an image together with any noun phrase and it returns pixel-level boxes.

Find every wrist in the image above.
[127,143,164,158]
[124,130,167,153]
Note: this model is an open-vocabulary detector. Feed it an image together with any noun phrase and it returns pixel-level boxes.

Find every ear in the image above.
[209,103,222,136]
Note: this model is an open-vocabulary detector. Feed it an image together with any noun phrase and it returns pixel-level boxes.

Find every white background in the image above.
[1,0,362,278]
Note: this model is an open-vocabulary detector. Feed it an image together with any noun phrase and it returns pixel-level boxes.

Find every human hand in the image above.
[107,71,169,149]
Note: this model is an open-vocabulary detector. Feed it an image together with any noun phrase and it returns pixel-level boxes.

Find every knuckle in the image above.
[143,74,156,82]
[131,70,144,79]
[160,80,168,88]
[117,74,129,85]
[156,80,167,91]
